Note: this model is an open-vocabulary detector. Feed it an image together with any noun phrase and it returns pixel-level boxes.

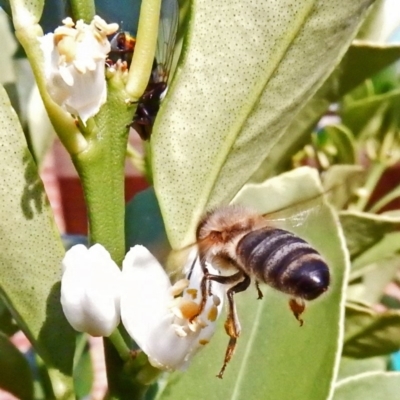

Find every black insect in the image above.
[134,0,178,140]
[108,0,179,140]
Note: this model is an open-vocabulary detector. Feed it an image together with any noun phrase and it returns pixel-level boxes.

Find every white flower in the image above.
[121,245,224,371]
[39,16,118,123]
[61,244,121,336]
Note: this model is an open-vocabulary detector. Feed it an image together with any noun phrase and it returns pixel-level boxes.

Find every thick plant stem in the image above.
[71,79,152,398]
[72,131,126,265]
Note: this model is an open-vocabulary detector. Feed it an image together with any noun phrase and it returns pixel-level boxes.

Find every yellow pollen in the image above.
[199,339,209,345]
[170,279,189,297]
[54,26,76,41]
[207,305,218,322]
[178,298,200,320]
[186,288,198,299]
[56,36,77,63]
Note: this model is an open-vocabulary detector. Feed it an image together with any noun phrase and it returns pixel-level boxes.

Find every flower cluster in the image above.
[61,244,224,370]
[39,16,118,123]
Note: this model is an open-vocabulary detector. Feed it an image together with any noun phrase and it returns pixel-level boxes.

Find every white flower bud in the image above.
[61,244,121,336]
[39,16,118,123]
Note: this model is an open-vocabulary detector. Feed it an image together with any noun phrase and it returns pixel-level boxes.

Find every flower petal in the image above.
[39,16,117,123]
[121,245,172,354]
[121,247,225,370]
[61,244,121,336]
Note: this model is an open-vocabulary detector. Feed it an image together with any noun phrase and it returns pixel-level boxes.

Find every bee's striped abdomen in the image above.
[236,227,329,300]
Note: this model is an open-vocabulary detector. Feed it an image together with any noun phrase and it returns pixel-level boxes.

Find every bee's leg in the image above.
[216,273,251,379]
[193,266,243,322]
[255,280,263,299]
[289,298,305,326]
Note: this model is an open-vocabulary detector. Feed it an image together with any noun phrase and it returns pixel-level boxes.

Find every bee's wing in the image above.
[154,0,179,83]
[262,194,324,231]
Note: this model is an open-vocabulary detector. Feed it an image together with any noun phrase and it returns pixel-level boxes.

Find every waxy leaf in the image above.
[333,372,400,400]
[152,0,375,249]
[0,85,74,394]
[339,211,400,259]
[254,40,400,180]
[338,356,388,381]
[344,301,400,358]
[0,333,33,400]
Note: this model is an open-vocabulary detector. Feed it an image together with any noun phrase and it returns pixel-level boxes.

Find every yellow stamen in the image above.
[170,279,190,297]
[186,288,198,300]
[207,305,218,322]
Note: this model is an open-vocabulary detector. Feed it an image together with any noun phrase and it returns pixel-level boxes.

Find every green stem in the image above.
[108,330,131,361]
[354,161,386,211]
[69,0,96,22]
[126,0,162,100]
[12,13,87,155]
[72,133,126,264]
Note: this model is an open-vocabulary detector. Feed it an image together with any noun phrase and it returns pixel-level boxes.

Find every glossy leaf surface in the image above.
[343,301,400,358]
[0,85,74,392]
[152,0,374,249]
[333,372,400,400]
[339,211,400,259]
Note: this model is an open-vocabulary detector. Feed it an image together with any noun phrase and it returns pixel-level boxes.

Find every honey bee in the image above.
[192,204,330,378]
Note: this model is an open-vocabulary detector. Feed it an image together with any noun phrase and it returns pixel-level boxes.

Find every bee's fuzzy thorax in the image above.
[196,205,264,242]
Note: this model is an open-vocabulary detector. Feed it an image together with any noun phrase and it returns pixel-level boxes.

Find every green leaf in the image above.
[354,257,400,305]
[322,165,366,210]
[351,233,400,278]
[0,332,33,400]
[9,0,43,29]
[73,334,93,400]
[357,0,397,42]
[338,356,389,381]
[341,89,400,140]
[343,301,400,358]
[125,187,171,264]
[252,40,400,180]
[333,372,400,400]
[158,168,348,400]
[316,124,356,164]
[337,42,400,96]
[152,0,375,249]
[0,297,19,336]
[0,85,75,394]
[339,210,400,259]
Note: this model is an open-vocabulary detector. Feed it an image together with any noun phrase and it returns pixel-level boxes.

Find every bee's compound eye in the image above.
[288,260,330,301]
